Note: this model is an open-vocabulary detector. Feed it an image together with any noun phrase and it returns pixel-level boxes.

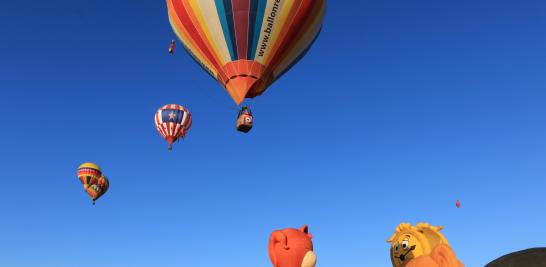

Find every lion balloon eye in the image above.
[394,244,399,253]
[402,240,409,250]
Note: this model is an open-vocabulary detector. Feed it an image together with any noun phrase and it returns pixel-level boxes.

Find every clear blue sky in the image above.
[1,1,546,266]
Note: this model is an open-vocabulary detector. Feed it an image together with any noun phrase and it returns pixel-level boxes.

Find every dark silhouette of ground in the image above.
[485,248,546,267]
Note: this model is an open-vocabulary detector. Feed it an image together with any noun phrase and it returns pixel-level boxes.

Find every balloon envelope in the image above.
[167,0,326,105]
[155,104,192,149]
[77,162,101,190]
[86,175,109,204]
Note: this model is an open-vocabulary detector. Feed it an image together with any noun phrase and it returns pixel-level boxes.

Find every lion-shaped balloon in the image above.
[387,223,464,267]
[268,225,317,267]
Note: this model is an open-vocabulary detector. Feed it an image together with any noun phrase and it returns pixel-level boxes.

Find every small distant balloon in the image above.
[77,163,109,205]
[169,40,175,54]
[154,104,192,150]
[456,199,461,208]
[87,175,109,205]
[77,162,101,190]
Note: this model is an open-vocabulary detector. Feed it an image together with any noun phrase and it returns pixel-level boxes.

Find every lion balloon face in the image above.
[390,233,425,266]
[387,223,450,267]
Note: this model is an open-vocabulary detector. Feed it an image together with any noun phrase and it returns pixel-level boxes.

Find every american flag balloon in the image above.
[155,104,192,150]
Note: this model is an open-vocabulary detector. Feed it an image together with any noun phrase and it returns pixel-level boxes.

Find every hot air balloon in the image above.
[269,225,317,267]
[86,175,109,205]
[169,39,175,54]
[456,199,460,208]
[155,104,192,150]
[167,0,326,129]
[77,162,101,190]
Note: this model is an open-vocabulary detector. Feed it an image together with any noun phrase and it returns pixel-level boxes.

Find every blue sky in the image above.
[1,1,546,266]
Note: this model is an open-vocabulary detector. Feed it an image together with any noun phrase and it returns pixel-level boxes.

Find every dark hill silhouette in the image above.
[485,248,546,267]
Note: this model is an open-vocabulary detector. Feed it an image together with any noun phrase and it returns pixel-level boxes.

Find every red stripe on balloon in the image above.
[232,0,250,59]
[171,0,222,71]
[268,0,317,70]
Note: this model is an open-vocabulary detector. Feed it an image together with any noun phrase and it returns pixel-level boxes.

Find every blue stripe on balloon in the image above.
[249,0,267,59]
[247,0,258,59]
[215,0,236,60]
[222,0,238,60]
[162,109,184,124]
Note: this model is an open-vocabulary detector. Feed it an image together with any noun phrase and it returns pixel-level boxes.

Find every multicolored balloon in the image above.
[154,104,192,150]
[77,162,102,190]
[167,0,326,105]
[86,175,109,205]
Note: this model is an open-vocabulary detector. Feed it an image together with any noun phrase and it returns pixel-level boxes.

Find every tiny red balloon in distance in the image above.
[169,40,175,54]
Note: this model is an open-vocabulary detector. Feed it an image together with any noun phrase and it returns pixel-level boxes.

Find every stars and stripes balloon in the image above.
[155,104,192,150]
[167,0,326,106]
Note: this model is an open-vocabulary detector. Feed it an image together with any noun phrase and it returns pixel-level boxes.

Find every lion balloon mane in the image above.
[387,223,464,267]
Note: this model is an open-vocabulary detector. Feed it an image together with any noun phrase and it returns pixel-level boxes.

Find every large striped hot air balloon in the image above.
[167,0,326,106]
[77,162,101,190]
[155,104,192,150]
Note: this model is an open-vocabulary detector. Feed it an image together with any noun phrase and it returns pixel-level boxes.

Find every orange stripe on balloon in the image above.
[171,0,222,73]
[232,0,250,60]
[267,0,318,71]
[168,0,215,72]
[179,0,232,84]
[263,0,303,66]
[168,1,202,56]
[182,1,225,66]
[275,2,325,72]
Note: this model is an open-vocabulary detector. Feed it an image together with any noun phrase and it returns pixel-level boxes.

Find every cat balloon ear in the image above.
[270,230,289,250]
[300,225,313,239]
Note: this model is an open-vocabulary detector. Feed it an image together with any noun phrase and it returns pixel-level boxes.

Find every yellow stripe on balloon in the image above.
[187,0,229,66]
[168,1,218,77]
[78,162,101,170]
[169,14,218,77]
[273,2,325,77]
[194,0,232,64]
[254,0,281,64]
[261,0,297,65]
[263,0,303,64]
[181,0,224,71]
[168,1,201,59]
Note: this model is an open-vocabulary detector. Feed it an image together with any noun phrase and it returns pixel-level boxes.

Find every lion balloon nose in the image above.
[301,251,317,267]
